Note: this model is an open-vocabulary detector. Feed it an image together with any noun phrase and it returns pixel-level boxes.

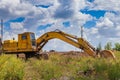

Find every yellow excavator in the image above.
[0,29,115,59]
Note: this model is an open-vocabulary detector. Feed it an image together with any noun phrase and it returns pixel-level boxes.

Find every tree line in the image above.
[97,42,120,51]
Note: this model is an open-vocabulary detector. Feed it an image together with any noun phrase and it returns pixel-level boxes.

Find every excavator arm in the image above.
[36,30,96,57]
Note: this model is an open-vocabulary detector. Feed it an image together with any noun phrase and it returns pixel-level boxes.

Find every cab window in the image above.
[22,35,27,40]
[30,33,35,40]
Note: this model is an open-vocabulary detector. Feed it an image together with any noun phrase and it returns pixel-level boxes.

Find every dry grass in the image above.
[23,51,120,80]
[0,55,24,80]
[0,51,120,80]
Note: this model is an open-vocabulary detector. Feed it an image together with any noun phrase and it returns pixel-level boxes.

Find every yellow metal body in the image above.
[2,30,115,58]
[3,40,18,51]
[3,32,36,53]
[2,30,96,56]
[36,30,96,57]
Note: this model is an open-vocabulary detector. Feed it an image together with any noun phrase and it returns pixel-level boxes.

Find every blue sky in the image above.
[0,0,120,51]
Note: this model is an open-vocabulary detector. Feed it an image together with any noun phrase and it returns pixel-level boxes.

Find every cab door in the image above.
[18,33,29,50]
[20,34,28,49]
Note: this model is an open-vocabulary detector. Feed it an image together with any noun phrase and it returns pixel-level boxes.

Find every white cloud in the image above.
[0,0,42,20]
[23,0,56,5]
[29,0,120,51]
[10,22,23,29]
[90,27,98,34]
[0,0,20,5]
[1,0,120,51]
[96,18,114,28]
[96,12,120,38]
[84,11,120,48]
[116,26,120,30]
[89,0,120,11]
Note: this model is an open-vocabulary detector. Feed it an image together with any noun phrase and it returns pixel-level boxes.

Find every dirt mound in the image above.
[47,51,90,57]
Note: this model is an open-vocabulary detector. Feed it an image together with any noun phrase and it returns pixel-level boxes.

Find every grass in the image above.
[0,51,120,80]
[0,55,24,80]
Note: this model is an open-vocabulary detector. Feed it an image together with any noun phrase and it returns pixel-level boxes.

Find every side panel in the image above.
[3,40,18,51]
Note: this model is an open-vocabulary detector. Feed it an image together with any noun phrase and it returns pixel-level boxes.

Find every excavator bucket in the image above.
[99,50,116,59]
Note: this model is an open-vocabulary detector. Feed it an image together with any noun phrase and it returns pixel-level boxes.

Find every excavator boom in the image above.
[36,30,96,57]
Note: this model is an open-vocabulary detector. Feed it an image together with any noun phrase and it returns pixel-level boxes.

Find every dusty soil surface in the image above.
[47,51,90,57]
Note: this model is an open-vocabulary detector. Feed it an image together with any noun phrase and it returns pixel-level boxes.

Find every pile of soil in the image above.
[47,51,90,57]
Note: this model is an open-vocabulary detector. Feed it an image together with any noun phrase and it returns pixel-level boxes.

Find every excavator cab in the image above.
[18,32,36,51]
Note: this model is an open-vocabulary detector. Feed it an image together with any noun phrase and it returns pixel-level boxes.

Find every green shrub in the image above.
[107,62,120,80]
